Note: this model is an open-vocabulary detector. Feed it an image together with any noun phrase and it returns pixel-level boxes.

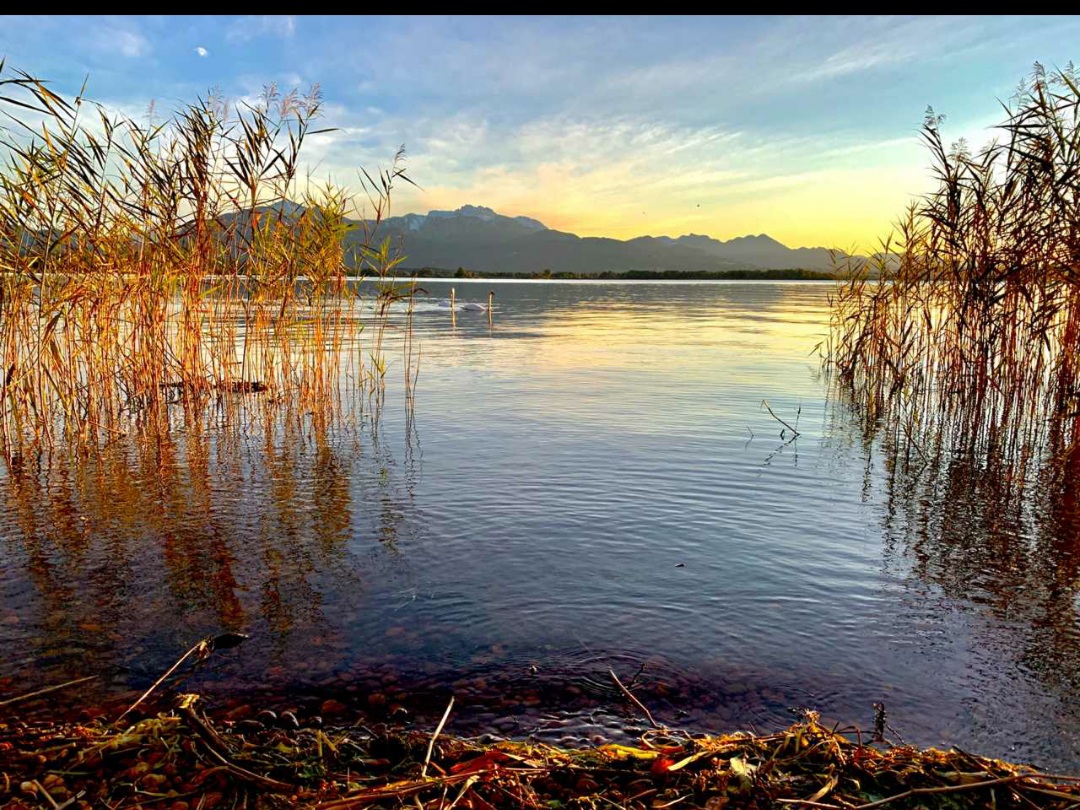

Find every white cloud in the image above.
[226,16,296,43]
[194,46,209,58]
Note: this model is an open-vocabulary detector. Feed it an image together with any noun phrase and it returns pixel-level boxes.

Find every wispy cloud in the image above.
[792,16,975,83]
[87,20,151,59]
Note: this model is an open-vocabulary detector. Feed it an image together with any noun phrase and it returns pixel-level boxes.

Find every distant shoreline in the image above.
[357,267,837,282]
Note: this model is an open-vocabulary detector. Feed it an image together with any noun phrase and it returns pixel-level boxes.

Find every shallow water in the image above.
[1,280,1077,769]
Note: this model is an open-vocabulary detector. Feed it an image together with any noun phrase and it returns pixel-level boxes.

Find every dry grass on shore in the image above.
[1,694,1078,810]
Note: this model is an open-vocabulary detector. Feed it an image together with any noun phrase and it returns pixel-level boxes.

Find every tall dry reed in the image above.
[827,63,1080,486]
[0,62,417,455]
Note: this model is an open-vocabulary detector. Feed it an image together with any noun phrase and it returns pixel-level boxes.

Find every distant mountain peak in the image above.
[429,204,497,220]
[729,233,784,244]
[258,199,307,218]
[407,204,547,232]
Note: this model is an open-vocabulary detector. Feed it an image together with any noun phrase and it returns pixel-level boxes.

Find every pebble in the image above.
[320,699,348,718]
[279,711,300,729]
[575,776,600,793]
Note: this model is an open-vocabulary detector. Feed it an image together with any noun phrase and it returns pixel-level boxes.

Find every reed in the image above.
[826,63,1080,488]
[0,62,416,455]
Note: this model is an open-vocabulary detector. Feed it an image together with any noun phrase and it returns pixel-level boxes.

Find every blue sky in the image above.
[2,15,1077,248]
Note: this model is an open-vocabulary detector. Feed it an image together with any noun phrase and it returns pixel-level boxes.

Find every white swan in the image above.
[459,291,495,312]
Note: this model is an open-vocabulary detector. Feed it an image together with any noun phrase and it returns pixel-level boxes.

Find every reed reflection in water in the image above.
[0,399,419,698]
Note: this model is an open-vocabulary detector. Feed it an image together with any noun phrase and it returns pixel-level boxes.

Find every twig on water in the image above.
[0,675,97,708]
[116,632,249,724]
[422,696,455,779]
[761,399,801,437]
[608,668,661,730]
[626,661,648,690]
[872,702,887,743]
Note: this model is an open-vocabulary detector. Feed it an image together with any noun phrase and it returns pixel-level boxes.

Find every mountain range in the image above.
[354,204,843,274]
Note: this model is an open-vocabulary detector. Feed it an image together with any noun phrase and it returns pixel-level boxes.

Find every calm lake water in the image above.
[1,280,1078,769]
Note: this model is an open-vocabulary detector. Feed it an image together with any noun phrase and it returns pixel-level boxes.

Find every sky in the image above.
[1,15,1078,250]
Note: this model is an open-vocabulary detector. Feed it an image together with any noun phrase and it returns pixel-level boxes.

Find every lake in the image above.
[1,280,1077,769]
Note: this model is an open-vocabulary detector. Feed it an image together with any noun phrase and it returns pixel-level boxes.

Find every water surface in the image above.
[1,280,1077,769]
